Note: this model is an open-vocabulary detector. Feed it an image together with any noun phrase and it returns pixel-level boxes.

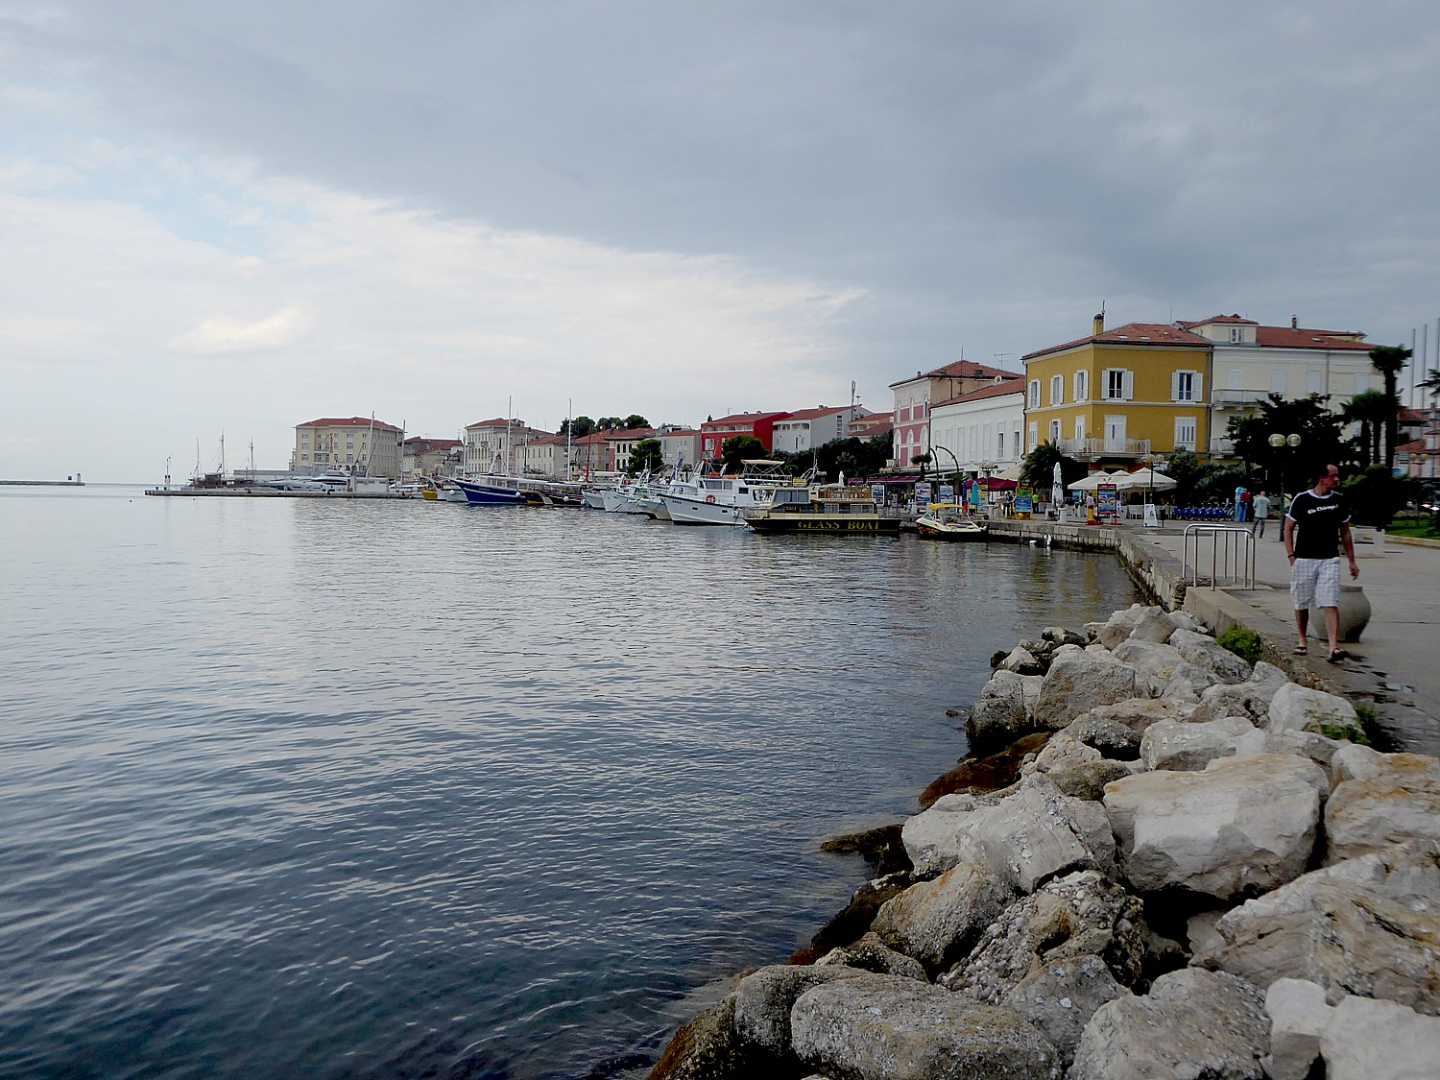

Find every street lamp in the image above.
[1268,433,1301,516]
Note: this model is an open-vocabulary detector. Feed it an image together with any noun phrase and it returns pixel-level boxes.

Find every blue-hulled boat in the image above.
[453,478,526,506]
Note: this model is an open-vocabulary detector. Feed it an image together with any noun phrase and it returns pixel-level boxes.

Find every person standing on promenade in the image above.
[1252,490,1271,538]
[1284,464,1359,663]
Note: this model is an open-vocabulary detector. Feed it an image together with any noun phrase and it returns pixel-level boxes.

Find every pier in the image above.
[1,479,85,487]
[144,487,412,499]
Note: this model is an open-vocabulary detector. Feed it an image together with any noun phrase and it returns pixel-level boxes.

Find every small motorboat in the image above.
[915,503,988,540]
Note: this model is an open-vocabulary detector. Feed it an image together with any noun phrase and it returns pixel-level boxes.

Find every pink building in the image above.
[889,361,1022,467]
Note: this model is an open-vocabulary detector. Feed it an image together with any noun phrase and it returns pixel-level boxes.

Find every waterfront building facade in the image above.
[1177,315,1378,457]
[402,436,462,480]
[1021,316,1213,463]
[292,417,404,477]
[849,411,894,441]
[929,381,1025,477]
[770,405,874,454]
[572,431,612,476]
[890,360,1023,467]
[699,411,792,460]
[523,435,573,479]
[604,426,657,472]
[654,427,702,469]
[463,418,553,476]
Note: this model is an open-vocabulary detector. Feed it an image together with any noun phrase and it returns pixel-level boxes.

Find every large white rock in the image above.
[815,932,928,982]
[1197,841,1440,1014]
[1329,745,1440,787]
[966,776,1115,892]
[1267,682,1363,739]
[1109,639,1194,695]
[1034,651,1137,731]
[1262,979,1440,1080]
[1071,697,1197,734]
[1096,605,1155,649]
[871,861,1013,972]
[1191,662,1289,722]
[1324,769,1440,862]
[900,793,990,877]
[732,964,865,1057]
[1025,732,1102,775]
[1128,608,1178,644]
[1067,712,1142,759]
[790,973,1061,1080]
[1103,753,1327,899]
[1168,628,1252,683]
[1001,955,1126,1068]
[1068,968,1269,1080]
[1000,645,1043,675]
[1139,714,1257,771]
[966,671,1044,746]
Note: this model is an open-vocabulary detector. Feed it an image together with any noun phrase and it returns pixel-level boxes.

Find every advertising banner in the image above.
[915,481,932,505]
[1015,488,1033,516]
[1097,483,1120,522]
[937,483,954,503]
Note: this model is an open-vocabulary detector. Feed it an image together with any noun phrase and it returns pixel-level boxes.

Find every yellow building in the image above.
[1021,315,1214,463]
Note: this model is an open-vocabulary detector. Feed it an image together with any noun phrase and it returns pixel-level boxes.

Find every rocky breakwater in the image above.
[646,605,1440,1080]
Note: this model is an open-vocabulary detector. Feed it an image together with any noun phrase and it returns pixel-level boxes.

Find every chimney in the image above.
[1093,311,1105,335]
[1291,315,1298,329]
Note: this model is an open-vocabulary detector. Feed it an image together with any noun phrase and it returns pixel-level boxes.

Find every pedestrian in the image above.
[1284,464,1359,663]
[1252,489,1271,539]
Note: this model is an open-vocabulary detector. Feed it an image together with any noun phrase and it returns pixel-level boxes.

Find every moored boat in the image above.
[744,484,899,535]
[915,503,988,540]
[453,478,526,506]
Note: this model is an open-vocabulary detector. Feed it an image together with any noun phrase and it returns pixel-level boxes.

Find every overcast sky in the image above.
[3,2,1438,480]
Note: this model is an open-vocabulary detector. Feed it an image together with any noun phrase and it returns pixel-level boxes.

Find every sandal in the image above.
[1293,644,1308,656]
[1328,649,1350,664]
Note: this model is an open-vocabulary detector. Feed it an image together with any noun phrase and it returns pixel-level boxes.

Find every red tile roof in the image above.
[932,378,1026,408]
[602,426,657,440]
[1023,323,1211,362]
[1397,439,1426,453]
[702,411,790,426]
[889,360,1024,388]
[299,416,403,433]
[1399,408,1427,423]
[1253,326,1373,351]
[778,405,857,421]
[465,417,513,429]
[1180,314,1258,327]
[574,431,610,445]
[528,434,570,447]
[403,436,461,450]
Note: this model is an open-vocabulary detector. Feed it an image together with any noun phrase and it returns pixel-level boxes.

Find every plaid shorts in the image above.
[1291,557,1341,610]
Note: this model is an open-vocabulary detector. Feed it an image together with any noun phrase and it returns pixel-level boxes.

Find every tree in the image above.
[1019,442,1085,492]
[595,416,624,431]
[778,436,891,482]
[1342,390,1391,469]
[560,416,595,439]
[1343,465,1416,528]
[1421,368,1440,400]
[720,435,766,471]
[1368,344,1411,468]
[625,439,664,476]
[1227,394,1351,493]
[623,414,650,431]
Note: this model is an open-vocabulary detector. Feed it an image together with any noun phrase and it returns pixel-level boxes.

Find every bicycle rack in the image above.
[1182,525,1257,590]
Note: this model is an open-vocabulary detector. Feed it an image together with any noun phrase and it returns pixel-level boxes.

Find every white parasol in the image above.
[1117,467,1176,491]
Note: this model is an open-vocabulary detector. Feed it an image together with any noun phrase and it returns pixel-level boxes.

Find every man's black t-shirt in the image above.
[1286,489,1350,559]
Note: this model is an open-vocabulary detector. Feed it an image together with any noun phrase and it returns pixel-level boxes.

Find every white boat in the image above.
[660,470,787,526]
[581,488,609,509]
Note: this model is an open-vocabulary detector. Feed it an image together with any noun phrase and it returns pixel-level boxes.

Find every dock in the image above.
[1,479,85,487]
[144,487,413,499]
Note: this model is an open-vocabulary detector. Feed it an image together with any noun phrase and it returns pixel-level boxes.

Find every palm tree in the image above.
[1368,344,1411,467]
[1343,390,1391,468]
[1422,368,1440,399]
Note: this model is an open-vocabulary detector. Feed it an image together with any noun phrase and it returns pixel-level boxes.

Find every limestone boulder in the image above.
[1262,978,1330,1080]
[1067,713,1142,759]
[1267,682,1363,740]
[1197,841,1440,1014]
[732,964,866,1058]
[1191,662,1289,723]
[1329,745,1440,788]
[941,869,1146,1002]
[1096,605,1153,649]
[1168,628,1252,684]
[1041,625,1087,647]
[1110,639,1191,695]
[1166,610,1205,634]
[815,932,928,982]
[800,871,913,961]
[1024,732,1102,775]
[1263,978,1440,1080]
[966,671,1043,747]
[965,776,1116,892]
[1047,760,1135,801]
[900,794,990,878]
[789,973,1061,1080]
[1001,955,1126,1068]
[1138,714,1257,772]
[1000,645,1043,675]
[918,731,1050,809]
[1128,608,1178,644]
[1068,968,1269,1080]
[1325,770,1440,862]
[1034,651,1137,731]
[1261,728,1346,768]
[871,861,1013,973]
[1072,697,1196,735]
[647,995,775,1080]
[1103,754,1327,900]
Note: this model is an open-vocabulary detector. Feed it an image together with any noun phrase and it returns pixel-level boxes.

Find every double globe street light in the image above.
[1268,433,1302,519]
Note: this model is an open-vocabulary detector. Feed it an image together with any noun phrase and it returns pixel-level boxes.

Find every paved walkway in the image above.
[1139,522,1440,737]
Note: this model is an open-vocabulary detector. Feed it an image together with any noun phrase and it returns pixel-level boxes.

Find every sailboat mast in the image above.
[567,397,572,482]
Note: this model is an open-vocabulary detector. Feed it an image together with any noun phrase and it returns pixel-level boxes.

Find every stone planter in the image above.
[1306,585,1371,644]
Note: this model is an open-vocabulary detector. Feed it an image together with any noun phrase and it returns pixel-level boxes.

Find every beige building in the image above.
[293,417,404,477]
[523,435,573,479]
[463,418,552,475]
[402,437,462,480]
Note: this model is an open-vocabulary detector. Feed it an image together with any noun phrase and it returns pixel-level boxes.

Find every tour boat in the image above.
[453,477,526,506]
[659,463,789,526]
[744,484,900,535]
[915,503,988,540]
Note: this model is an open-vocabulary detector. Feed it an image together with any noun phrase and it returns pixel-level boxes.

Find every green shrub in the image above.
[1305,720,1372,746]
[1216,626,1264,665]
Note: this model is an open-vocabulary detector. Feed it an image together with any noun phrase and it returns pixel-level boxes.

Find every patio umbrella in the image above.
[1067,472,1109,491]
[994,463,1023,482]
[1117,467,1176,491]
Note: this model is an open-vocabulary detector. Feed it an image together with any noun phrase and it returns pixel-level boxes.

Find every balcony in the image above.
[1210,437,1237,458]
[1058,437,1153,460]
[1211,388,1271,406]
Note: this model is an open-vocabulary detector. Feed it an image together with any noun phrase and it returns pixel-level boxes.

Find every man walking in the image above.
[1252,489,1271,539]
[1284,464,1359,663]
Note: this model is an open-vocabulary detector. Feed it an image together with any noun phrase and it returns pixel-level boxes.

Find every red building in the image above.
[699,411,792,460]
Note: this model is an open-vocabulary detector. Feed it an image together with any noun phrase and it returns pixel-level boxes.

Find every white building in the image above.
[928,381,1025,476]
[523,435,573,479]
[889,361,1023,467]
[769,405,874,454]
[655,427,702,470]
[292,416,404,477]
[463,418,552,475]
[1179,315,1379,456]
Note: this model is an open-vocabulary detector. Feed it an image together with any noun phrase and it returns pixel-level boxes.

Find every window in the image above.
[997,430,1005,458]
[1073,369,1088,402]
[915,403,925,419]
[1230,327,1243,343]
[1028,422,1038,451]
[1029,380,1041,408]
[1174,416,1197,451]
[1173,370,1202,402]
[1049,419,1061,444]
[1074,417,1086,442]
[1104,369,1128,400]
[1050,375,1064,406]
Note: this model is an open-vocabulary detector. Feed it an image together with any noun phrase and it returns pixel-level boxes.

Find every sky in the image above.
[2,1,1438,481]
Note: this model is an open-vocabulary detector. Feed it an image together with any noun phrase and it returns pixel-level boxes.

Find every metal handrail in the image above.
[1182,525,1257,590]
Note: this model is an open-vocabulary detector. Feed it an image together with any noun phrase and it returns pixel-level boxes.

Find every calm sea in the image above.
[0,486,1136,1079]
